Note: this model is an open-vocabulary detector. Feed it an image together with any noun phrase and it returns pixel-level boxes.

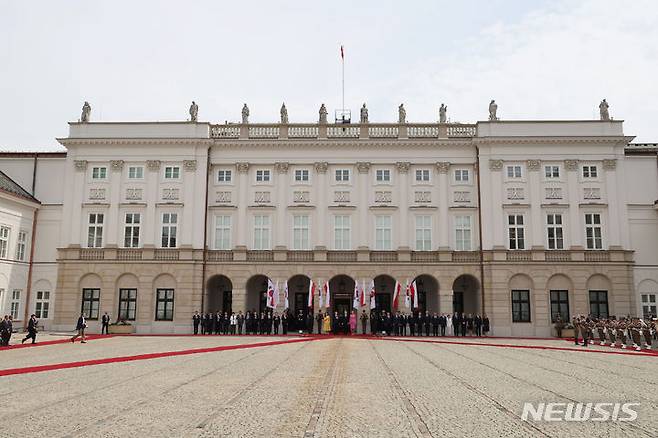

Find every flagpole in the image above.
[341,45,345,113]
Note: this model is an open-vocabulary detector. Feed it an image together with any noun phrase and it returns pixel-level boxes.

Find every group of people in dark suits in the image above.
[366,311,490,337]
[193,310,315,336]
[0,314,15,346]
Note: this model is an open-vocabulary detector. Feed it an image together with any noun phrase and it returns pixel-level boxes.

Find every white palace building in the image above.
[0,102,657,337]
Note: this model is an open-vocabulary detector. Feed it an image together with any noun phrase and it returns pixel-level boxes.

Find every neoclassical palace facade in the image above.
[1,113,657,336]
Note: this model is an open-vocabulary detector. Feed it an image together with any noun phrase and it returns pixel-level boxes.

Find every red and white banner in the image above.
[353,281,360,309]
[308,279,316,309]
[266,278,276,309]
[369,279,376,310]
[393,280,401,310]
[360,280,367,307]
[404,279,411,309]
[410,279,418,309]
[284,281,289,310]
[318,280,324,308]
[273,280,280,309]
[323,280,330,308]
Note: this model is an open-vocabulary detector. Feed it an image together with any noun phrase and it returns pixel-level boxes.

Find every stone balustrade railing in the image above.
[209,122,477,140]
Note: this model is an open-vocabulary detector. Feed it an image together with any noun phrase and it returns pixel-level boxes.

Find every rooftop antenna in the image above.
[335,44,351,124]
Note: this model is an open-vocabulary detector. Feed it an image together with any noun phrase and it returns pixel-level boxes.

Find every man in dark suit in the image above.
[316,311,324,335]
[101,312,110,335]
[192,311,201,335]
[70,313,87,343]
[21,314,39,344]
[439,313,447,336]
[452,313,460,337]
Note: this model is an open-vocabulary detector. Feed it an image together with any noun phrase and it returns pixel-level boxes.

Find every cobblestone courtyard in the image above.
[1,335,656,437]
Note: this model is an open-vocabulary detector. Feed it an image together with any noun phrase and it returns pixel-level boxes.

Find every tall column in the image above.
[489,160,505,248]
[275,162,289,247]
[181,160,198,247]
[527,160,543,248]
[106,160,124,246]
[396,162,410,248]
[356,162,371,248]
[603,159,621,247]
[144,160,160,246]
[314,162,328,248]
[436,162,450,248]
[565,160,582,248]
[70,160,87,246]
[235,162,249,247]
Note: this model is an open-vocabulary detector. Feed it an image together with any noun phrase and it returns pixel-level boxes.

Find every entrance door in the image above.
[375,293,391,314]
[334,297,351,316]
[222,290,232,314]
[453,292,464,314]
[294,293,309,318]
[259,291,267,314]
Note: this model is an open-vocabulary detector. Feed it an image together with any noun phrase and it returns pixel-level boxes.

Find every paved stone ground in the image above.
[0,334,656,437]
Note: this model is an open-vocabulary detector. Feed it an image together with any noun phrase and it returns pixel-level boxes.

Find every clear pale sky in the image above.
[1,0,657,151]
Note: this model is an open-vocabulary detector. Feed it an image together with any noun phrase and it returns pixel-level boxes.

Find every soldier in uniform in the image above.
[192,311,201,335]
[606,318,616,346]
[641,318,653,349]
[630,318,643,351]
[616,318,628,348]
[595,318,606,345]
[571,315,581,345]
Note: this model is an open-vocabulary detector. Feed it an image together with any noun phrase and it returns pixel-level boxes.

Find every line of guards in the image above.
[566,315,656,351]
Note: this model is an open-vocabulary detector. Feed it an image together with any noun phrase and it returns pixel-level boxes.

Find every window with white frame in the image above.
[128,166,144,179]
[10,289,21,319]
[508,214,525,250]
[217,169,232,183]
[292,215,310,250]
[87,213,104,248]
[585,213,603,249]
[415,169,430,182]
[253,215,271,249]
[164,166,180,180]
[376,169,391,183]
[334,215,351,249]
[506,165,522,179]
[161,213,178,248]
[375,216,392,250]
[455,216,472,251]
[582,165,598,178]
[16,230,27,261]
[335,169,350,182]
[35,290,50,319]
[641,294,657,318]
[454,169,469,183]
[91,166,107,179]
[123,213,141,248]
[546,213,564,250]
[255,169,271,182]
[415,215,432,251]
[544,165,560,179]
[0,226,10,258]
[294,169,309,182]
[214,215,232,250]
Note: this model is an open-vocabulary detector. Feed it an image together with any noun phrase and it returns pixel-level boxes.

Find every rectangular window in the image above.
[376,169,391,182]
[455,216,472,251]
[10,289,21,319]
[506,165,522,178]
[294,169,309,182]
[214,215,232,250]
[123,213,141,248]
[16,231,27,261]
[118,288,137,321]
[415,169,430,182]
[508,214,525,250]
[512,290,531,322]
[164,166,180,179]
[292,215,310,250]
[81,288,100,320]
[161,213,178,248]
[585,213,603,249]
[0,226,10,258]
[641,294,657,318]
[91,166,107,179]
[454,169,469,183]
[589,290,609,318]
[217,169,232,183]
[87,213,104,248]
[128,166,144,179]
[253,215,271,249]
[155,288,174,321]
[334,215,351,249]
[546,214,564,250]
[550,290,569,323]
[544,165,560,179]
[255,170,271,182]
[582,165,598,178]
[375,216,392,250]
[35,290,50,319]
[335,169,350,182]
[415,215,432,251]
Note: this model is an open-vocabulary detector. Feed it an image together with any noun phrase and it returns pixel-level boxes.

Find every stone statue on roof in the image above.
[242,103,249,124]
[280,103,288,124]
[360,103,369,123]
[488,99,498,121]
[189,101,198,122]
[599,99,610,121]
[398,103,406,124]
[80,101,91,123]
[439,104,447,123]
[319,104,328,124]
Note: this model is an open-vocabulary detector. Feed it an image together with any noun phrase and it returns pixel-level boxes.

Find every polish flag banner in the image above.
[393,280,401,310]
[323,281,331,308]
[404,279,411,309]
[410,279,419,309]
[273,281,280,309]
[318,280,324,308]
[353,281,360,309]
[266,278,276,309]
[284,281,289,310]
[360,280,367,307]
[308,280,316,308]
[369,279,376,310]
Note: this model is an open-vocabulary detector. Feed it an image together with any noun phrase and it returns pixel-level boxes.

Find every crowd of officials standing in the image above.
[192,309,491,337]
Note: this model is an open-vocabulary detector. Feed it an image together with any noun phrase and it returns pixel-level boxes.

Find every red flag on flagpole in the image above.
[393,280,401,310]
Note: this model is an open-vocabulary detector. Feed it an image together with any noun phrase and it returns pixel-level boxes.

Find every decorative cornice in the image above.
[435,162,450,173]
[213,139,473,148]
[74,160,87,171]
[314,161,328,173]
[274,162,289,174]
[489,159,503,171]
[395,162,411,173]
[526,159,540,171]
[356,162,371,173]
[183,160,197,171]
[236,162,250,173]
[110,160,124,171]
[58,138,212,146]
[474,136,633,146]
[564,160,579,171]
[146,160,161,171]
[602,159,617,170]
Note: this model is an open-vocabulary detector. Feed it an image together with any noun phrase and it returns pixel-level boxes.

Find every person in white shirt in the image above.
[229,312,237,335]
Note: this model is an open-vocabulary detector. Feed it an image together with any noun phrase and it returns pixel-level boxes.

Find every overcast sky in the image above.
[1,0,657,151]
